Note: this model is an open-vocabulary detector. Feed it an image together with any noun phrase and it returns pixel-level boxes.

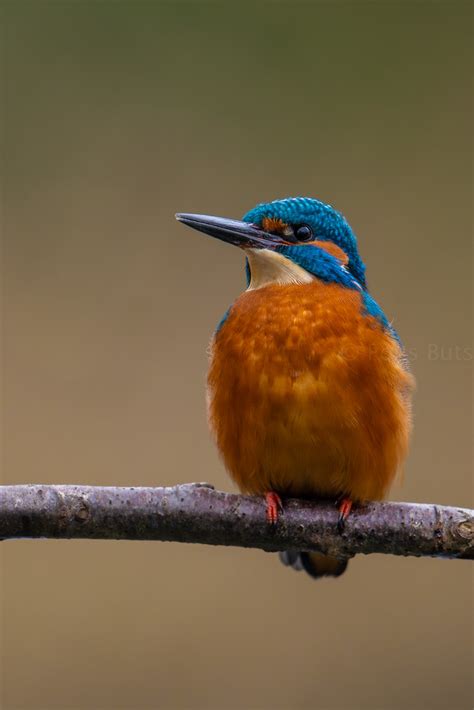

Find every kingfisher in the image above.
[176,197,414,578]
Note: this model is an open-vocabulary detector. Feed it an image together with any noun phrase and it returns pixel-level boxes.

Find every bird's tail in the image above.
[279,550,348,579]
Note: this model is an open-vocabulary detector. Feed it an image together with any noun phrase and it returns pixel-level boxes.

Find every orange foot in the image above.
[265,492,283,525]
[337,497,353,533]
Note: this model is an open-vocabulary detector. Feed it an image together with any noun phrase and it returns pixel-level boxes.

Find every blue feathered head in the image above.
[242,197,366,289]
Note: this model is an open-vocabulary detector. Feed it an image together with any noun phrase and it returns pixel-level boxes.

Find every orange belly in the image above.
[207,282,414,502]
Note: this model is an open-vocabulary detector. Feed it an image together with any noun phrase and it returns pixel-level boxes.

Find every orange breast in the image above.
[207,282,414,502]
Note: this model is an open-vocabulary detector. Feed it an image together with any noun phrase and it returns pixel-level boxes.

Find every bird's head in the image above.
[176,196,367,291]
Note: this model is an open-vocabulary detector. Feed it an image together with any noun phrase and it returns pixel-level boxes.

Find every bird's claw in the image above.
[337,497,353,533]
[265,492,283,525]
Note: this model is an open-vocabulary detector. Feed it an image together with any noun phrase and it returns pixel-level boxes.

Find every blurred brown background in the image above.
[1,2,472,709]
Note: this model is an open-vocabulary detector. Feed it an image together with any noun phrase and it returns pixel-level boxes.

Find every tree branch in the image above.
[0,484,472,560]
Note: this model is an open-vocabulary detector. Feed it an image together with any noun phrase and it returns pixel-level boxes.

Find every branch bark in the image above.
[0,484,472,560]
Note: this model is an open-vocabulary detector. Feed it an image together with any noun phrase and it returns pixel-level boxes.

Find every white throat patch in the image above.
[246,248,314,290]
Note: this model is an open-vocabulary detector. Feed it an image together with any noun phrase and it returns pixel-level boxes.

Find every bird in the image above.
[176,197,414,578]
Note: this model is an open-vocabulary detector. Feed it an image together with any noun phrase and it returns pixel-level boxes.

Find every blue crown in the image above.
[243,196,366,289]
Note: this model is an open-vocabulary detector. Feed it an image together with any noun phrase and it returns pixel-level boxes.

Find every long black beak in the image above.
[175,213,285,249]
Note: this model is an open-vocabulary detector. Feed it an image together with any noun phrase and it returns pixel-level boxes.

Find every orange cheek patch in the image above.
[312,240,349,265]
[262,217,288,234]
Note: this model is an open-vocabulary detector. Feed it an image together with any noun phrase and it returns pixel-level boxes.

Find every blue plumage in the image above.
[278,244,359,290]
[243,197,367,289]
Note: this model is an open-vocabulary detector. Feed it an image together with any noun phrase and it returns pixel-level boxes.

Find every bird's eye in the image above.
[295,225,313,242]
